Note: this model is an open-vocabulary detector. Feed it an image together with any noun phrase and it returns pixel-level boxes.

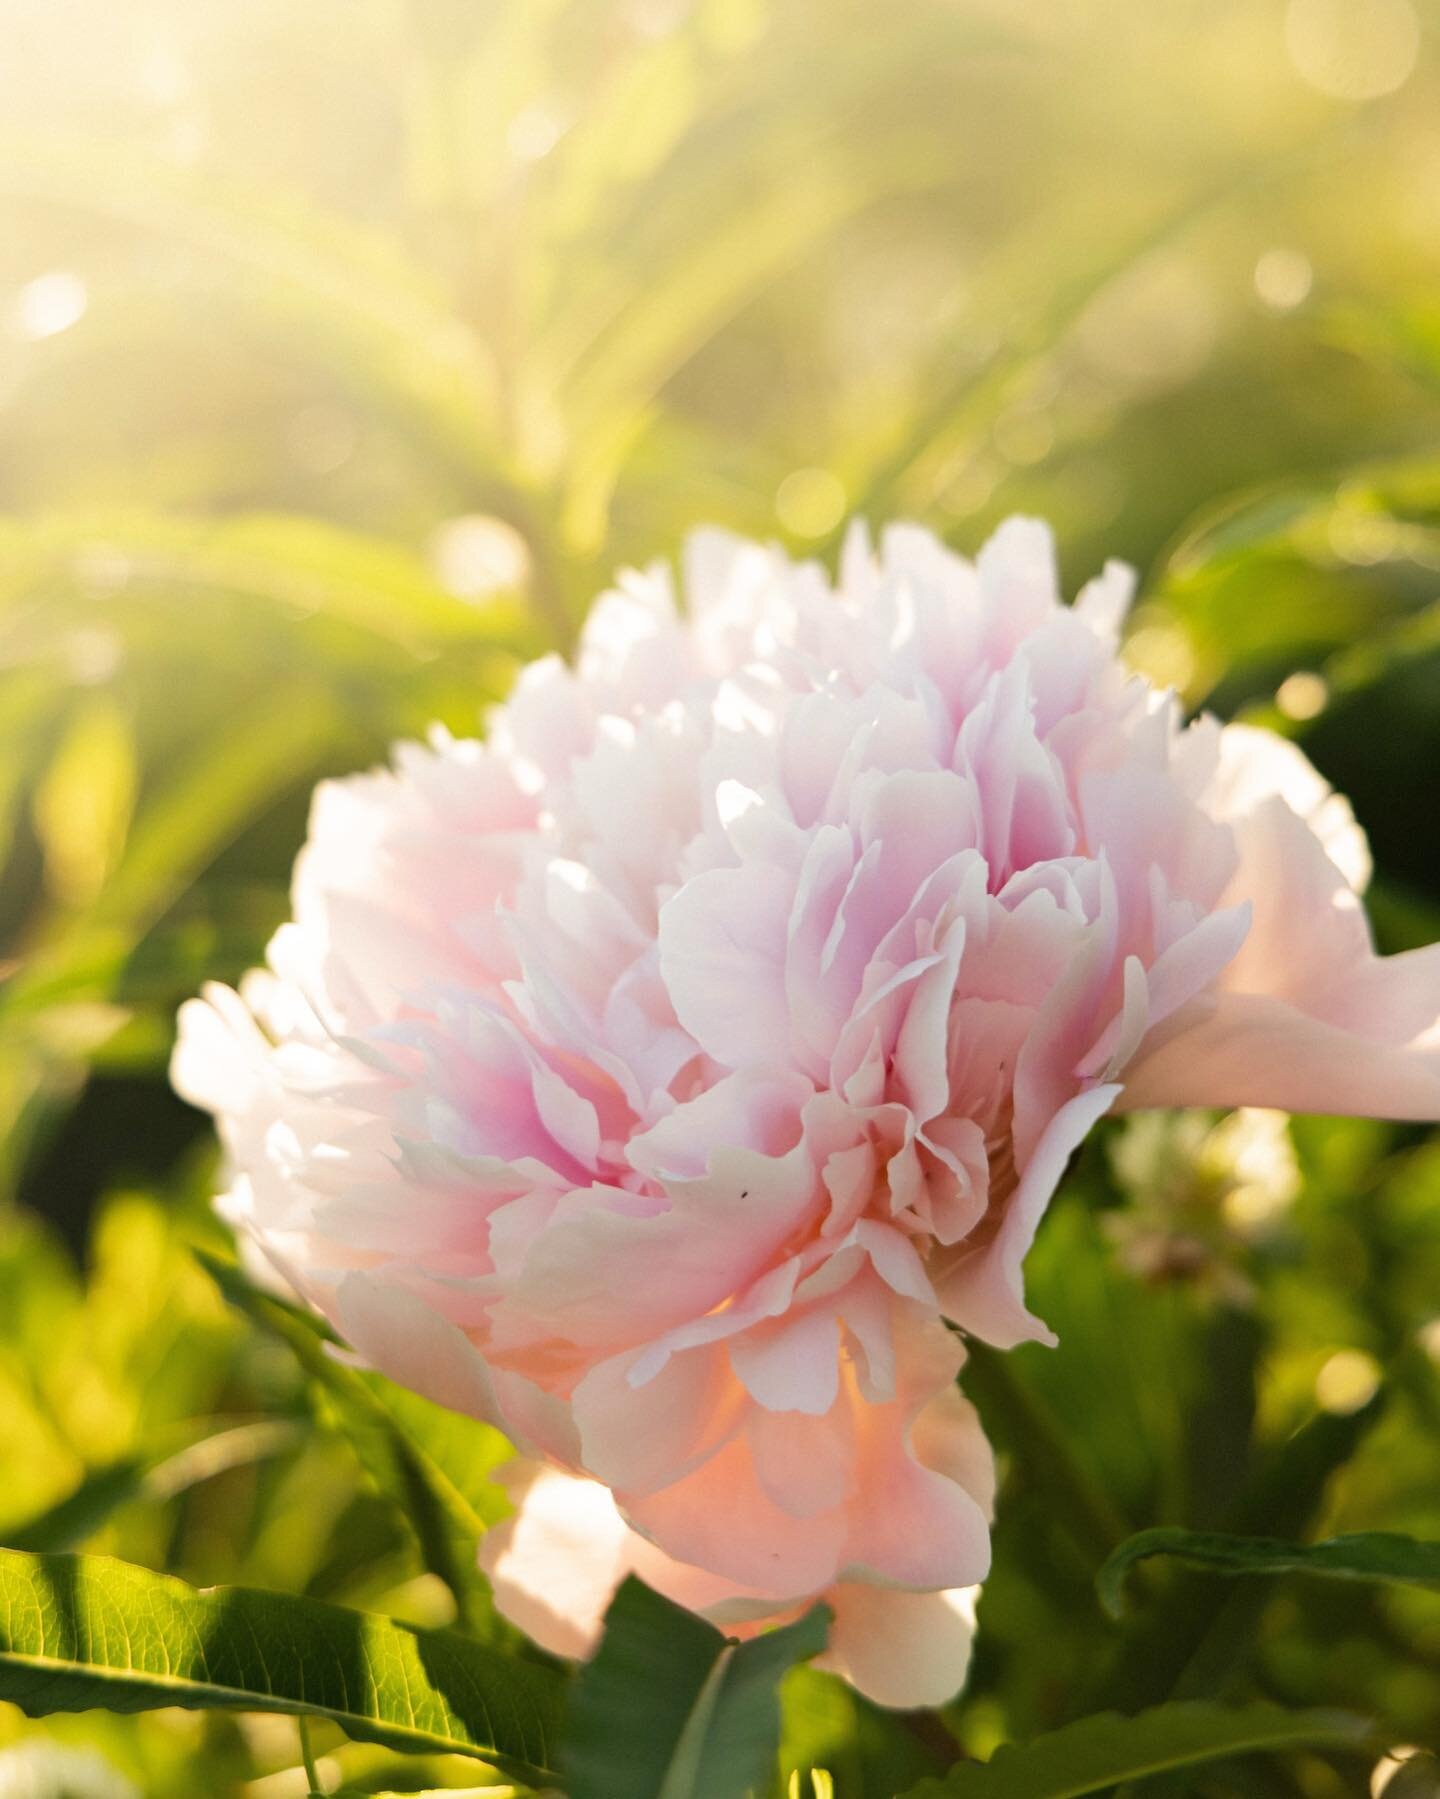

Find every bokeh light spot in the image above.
[430,515,532,602]
[508,106,564,162]
[1286,0,1419,101]
[1276,670,1329,720]
[1314,1348,1381,1414]
[776,467,846,539]
[1254,247,1313,311]
[13,271,87,341]
[1123,621,1196,692]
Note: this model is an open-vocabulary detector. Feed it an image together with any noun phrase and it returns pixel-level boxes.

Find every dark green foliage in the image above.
[899,1702,1378,1799]
[1099,1528,1440,1619]
[564,1577,829,1799]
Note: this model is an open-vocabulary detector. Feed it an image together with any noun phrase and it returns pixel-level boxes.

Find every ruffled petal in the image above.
[1121,798,1440,1118]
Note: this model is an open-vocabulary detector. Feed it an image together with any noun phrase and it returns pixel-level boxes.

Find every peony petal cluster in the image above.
[174,519,1440,1707]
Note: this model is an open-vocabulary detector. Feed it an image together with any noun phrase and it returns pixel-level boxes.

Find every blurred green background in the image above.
[3,0,1440,1792]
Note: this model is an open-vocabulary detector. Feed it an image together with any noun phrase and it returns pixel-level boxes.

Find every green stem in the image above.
[298,1714,322,1797]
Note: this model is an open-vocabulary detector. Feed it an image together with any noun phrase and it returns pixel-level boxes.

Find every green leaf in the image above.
[1084,1389,1386,1712]
[0,511,528,652]
[1098,1527,1440,1619]
[0,133,504,486]
[197,1252,512,1635]
[0,1547,563,1784]
[898,1702,1377,1798]
[32,696,137,910]
[778,1665,941,1799]
[2,685,340,1025]
[565,1576,830,1799]
[1,1462,146,1557]
[1155,455,1440,699]
[2,1421,300,1554]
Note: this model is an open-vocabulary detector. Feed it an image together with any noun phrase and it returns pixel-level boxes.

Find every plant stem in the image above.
[298,1714,322,1796]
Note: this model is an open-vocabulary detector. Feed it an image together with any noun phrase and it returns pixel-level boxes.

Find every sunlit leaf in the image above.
[778,1665,941,1799]
[0,133,506,485]
[0,511,529,653]
[2,1422,301,1554]
[0,1547,564,1783]
[3,685,339,1023]
[31,697,136,911]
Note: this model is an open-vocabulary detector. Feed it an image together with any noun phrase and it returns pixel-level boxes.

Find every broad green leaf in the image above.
[835,161,1270,531]
[565,1576,830,1799]
[0,1548,563,1784]
[0,669,56,871]
[1098,1528,1440,1619]
[1163,485,1330,581]
[1328,295,1440,397]
[898,1702,1377,1798]
[198,1252,511,1635]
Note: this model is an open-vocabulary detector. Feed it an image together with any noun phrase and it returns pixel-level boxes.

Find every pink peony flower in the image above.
[173,518,1440,1707]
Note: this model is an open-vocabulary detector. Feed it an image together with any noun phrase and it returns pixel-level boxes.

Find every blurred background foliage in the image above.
[2,0,1440,1792]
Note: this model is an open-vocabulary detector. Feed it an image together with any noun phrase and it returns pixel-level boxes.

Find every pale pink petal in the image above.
[819,1583,980,1710]
[621,1430,849,1597]
[479,1464,634,1658]
[728,1308,841,1415]
[572,1343,747,1496]
[658,861,795,1066]
[331,1273,506,1433]
[489,1132,818,1359]
[840,1321,992,1591]
[747,1404,856,1516]
[935,1083,1122,1347]
[1121,799,1440,1118]
[481,1461,798,1652]
[1206,721,1371,891]
[1073,558,1136,643]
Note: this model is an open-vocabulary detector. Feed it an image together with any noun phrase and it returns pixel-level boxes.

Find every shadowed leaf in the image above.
[1098,1527,1440,1620]
[898,1701,1377,1798]
[565,1576,829,1799]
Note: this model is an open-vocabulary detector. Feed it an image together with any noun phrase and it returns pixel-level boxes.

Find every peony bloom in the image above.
[174,518,1440,1707]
